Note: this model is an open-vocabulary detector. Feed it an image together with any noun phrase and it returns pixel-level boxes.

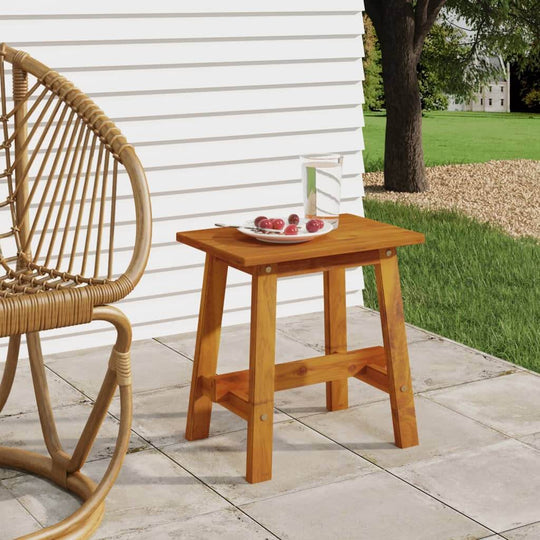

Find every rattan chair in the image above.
[0,44,151,539]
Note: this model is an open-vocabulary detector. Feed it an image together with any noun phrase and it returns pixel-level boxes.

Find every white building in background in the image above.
[448,56,511,113]
[0,1,366,356]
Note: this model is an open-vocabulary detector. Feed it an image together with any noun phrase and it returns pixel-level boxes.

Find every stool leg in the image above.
[185,255,228,441]
[246,270,277,483]
[375,249,419,448]
[323,268,348,411]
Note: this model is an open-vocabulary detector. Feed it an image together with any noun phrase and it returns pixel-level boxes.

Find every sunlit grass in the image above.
[363,110,540,171]
[363,198,540,372]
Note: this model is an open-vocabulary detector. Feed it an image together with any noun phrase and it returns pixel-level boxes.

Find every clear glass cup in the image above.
[300,154,343,228]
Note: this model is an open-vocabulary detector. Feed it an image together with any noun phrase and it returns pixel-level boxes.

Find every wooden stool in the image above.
[177,214,424,483]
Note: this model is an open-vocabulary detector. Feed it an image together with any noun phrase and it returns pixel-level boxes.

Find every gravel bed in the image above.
[363,160,540,239]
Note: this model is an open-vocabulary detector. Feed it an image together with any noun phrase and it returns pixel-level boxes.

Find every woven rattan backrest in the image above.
[0,44,151,297]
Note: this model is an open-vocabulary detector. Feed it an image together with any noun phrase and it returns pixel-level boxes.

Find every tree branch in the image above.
[413,0,447,59]
[414,0,430,39]
[364,0,384,32]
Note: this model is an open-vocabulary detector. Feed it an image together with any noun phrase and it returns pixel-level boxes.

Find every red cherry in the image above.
[258,218,273,230]
[254,215,267,227]
[314,219,325,230]
[306,219,319,233]
[272,218,285,230]
[288,213,300,225]
[284,224,298,235]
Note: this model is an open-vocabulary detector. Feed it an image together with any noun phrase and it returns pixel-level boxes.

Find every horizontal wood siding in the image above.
[0,1,366,355]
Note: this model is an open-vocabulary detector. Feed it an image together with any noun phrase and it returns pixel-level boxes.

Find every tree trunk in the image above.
[367,4,428,192]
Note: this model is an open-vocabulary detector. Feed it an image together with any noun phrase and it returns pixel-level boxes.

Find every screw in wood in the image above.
[260,414,268,421]
[400,385,407,392]
[265,266,272,273]
[386,249,392,257]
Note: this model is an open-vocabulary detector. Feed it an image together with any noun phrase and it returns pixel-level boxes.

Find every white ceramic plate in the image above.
[238,218,333,244]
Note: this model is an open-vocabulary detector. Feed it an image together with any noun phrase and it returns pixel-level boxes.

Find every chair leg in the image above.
[0,305,134,540]
[323,268,348,411]
[375,249,419,448]
[185,255,228,441]
[27,332,71,480]
[246,269,277,484]
[0,334,21,413]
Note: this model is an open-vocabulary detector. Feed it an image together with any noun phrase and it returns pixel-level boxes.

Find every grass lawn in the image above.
[363,111,540,171]
[362,199,540,372]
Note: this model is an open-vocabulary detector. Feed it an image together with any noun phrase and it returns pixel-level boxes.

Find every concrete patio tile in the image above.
[301,395,507,469]
[109,385,289,448]
[0,466,21,481]
[1,364,84,417]
[393,439,540,532]
[98,507,279,540]
[276,306,429,351]
[84,449,230,539]
[0,483,41,537]
[274,378,387,419]
[409,338,516,393]
[0,402,148,463]
[157,324,321,373]
[2,473,80,531]
[519,432,540,451]
[165,419,377,506]
[46,339,194,399]
[502,521,540,539]
[241,470,491,540]
[275,335,517,420]
[426,372,540,438]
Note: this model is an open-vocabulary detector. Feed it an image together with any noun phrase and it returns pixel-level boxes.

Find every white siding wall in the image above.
[0,1,365,356]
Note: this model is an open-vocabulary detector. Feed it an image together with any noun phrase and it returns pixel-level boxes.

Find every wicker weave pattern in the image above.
[0,44,151,539]
[0,44,151,337]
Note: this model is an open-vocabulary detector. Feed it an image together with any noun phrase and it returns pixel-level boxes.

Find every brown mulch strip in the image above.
[363,160,540,239]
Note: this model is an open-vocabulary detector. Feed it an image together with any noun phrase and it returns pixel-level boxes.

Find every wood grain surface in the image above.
[177,213,425,268]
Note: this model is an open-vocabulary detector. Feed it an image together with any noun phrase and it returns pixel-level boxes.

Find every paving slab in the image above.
[241,470,491,540]
[271,335,514,418]
[0,466,21,482]
[519,432,540,451]
[46,339,194,398]
[393,439,540,533]
[1,364,84,417]
[274,378,387,419]
[109,385,289,449]
[302,395,507,469]
[166,419,376,506]
[426,372,540,438]
[0,402,148,464]
[157,324,321,373]
[0,483,41,538]
[275,306,429,351]
[83,449,230,539]
[97,507,279,540]
[2,473,81,531]
[502,521,540,539]
[409,337,516,393]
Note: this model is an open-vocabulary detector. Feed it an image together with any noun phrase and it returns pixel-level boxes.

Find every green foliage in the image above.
[442,0,540,100]
[418,22,476,106]
[365,3,540,109]
[524,89,540,111]
[417,63,449,111]
[363,199,540,371]
[446,0,540,65]
[363,111,540,172]
[514,51,540,112]
[362,15,385,110]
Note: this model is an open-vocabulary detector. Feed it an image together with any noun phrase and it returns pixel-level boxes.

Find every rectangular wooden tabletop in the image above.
[176,213,425,268]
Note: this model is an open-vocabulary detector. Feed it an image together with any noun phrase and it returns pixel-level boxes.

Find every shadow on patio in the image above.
[1,306,539,539]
